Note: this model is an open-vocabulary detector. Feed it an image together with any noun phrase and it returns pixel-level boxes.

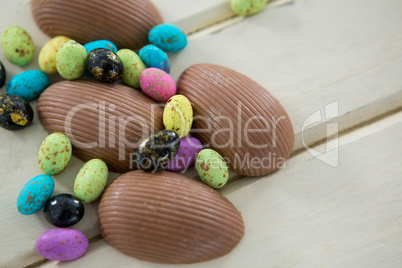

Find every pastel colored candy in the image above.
[38,133,72,175]
[196,149,229,189]
[6,70,49,102]
[0,60,6,88]
[138,44,170,73]
[148,24,187,52]
[36,228,88,261]
[163,94,193,138]
[56,40,87,80]
[0,94,34,130]
[167,137,203,172]
[230,0,268,16]
[38,36,72,74]
[74,159,108,203]
[116,49,145,88]
[139,68,176,102]
[0,25,34,66]
[84,40,117,54]
[17,174,54,215]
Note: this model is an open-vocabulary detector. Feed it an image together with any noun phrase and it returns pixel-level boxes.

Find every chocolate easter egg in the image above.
[177,63,294,176]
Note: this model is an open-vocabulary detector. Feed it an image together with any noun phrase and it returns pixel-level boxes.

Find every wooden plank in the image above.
[41,113,402,267]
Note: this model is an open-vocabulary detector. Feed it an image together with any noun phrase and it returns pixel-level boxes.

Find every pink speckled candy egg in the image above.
[139,68,176,102]
[36,228,88,261]
[167,137,203,171]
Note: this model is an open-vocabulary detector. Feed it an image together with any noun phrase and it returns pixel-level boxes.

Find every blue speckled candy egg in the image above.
[139,45,170,73]
[148,24,187,52]
[17,174,55,215]
[6,70,49,102]
[84,40,118,54]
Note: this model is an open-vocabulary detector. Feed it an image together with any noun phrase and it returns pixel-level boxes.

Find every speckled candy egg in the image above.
[231,0,268,16]
[74,159,108,203]
[134,130,180,171]
[38,133,72,175]
[163,94,193,138]
[148,24,187,52]
[0,60,6,88]
[167,137,202,172]
[17,174,54,215]
[43,194,85,227]
[0,94,33,130]
[116,49,145,88]
[39,36,72,74]
[87,48,123,83]
[139,44,170,73]
[84,40,118,54]
[196,149,228,189]
[36,228,88,261]
[0,25,34,66]
[6,70,49,102]
[56,40,87,80]
[139,68,176,102]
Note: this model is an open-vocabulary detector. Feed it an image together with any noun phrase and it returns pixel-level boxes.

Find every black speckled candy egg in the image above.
[0,60,6,88]
[86,48,123,83]
[43,194,85,228]
[0,94,33,130]
[134,130,180,172]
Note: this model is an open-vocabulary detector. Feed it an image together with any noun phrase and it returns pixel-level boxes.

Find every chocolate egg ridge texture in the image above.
[98,170,245,264]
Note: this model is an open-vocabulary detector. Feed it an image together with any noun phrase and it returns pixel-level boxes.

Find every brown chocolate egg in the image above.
[98,170,245,264]
[37,80,163,173]
[31,0,163,50]
[177,63,294,177]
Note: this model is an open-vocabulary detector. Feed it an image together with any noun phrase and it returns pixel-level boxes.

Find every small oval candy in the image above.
[36,228,88,261]
[43,194,85,227]
[163,94,193,138]
[140,68,176,102]
[39,36,72,74]
[0,94,33,130]
[134,130,180,171]
[0,25,34,66]
[87,48,123,83]
[167,137,203,172]
[148,24,187,52]
[74,159,108,203]
[230,0,268,16]
[84,40,118,54]
[56,40,87,80]
[138,45,170,73]
[116,49,145,88]
[0,60,6,88]
[38,133,72,175]
[196,149,228,189]
[17,174,54,215]
[6,70,49,102]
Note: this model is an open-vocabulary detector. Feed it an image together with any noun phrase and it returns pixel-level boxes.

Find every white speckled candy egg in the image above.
[38,133,72,175]
[139,68,176,102]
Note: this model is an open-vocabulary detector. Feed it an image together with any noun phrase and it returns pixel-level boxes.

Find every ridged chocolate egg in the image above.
[31,0,164,50]
[37,80,163,173]
[98,170,245,264]
[177,63,294,176]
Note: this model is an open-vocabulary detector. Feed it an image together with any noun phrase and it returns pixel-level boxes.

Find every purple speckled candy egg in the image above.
[139,68,176,102]
[36,228,88,261]
[167,137,203,171]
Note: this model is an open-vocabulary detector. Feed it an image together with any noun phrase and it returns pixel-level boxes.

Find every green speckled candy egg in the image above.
[74,159,108,203]
[163,94,193,138]
[196,149,228,188]
[38,133,72,175]
[0,25,34,66]
[230,0,268,16]
[116,49,146,89]
[39,36,72,74]
[56,40,86,80]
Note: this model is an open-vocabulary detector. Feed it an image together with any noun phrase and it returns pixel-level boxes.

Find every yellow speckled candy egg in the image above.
[39,36,72,74]
[38,133,72,175]
[117,49,146,89]
[0,25,34,66]
[163,94,192,138]
[56,40,87,80]
[74,159,108,203]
